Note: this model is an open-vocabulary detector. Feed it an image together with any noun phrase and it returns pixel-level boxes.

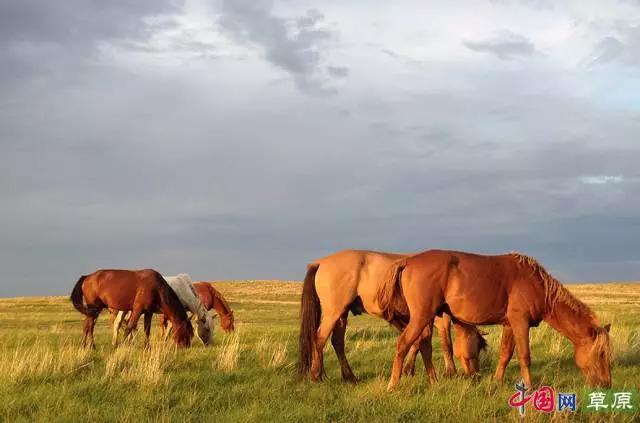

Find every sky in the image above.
[1,0,640,296]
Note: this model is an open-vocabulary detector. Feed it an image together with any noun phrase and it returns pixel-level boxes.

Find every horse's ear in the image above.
[604,323,611,333]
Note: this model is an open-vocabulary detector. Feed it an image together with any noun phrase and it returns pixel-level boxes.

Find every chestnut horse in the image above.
[158,281,235,338]
[192,282,235,332]
[298,250,486,383]
[70,269,193,348]
[113,274,213,346]
[378,250,612,391]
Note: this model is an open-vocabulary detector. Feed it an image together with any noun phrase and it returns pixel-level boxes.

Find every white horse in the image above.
[112,273,213,346]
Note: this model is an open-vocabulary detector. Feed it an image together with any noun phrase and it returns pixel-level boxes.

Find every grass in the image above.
[0,281,638,422]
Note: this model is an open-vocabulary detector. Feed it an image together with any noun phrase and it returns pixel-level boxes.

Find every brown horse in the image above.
[159,282,235,335]
[402,317,487,377]
[378,250,612,391]
[193,282,235,332]
[70,269,193,348]
[298,250,487,383]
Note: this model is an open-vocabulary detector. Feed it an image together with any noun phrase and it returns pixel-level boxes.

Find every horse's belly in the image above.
[446,293,508,325]
[359,296,383,317]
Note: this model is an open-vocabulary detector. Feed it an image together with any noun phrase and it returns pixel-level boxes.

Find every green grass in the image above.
[0,282,638,422]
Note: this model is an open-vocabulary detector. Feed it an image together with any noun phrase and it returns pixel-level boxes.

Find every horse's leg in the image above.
[436,315,456,377]
[330,311,357,383]
[87,312,98,349]
[494,325,515,382]
[466,357,479,376]
[112,311,126,347]
[159,314,168,339]
[81,316,91,348]
[124,308,143,343]
[143,313,152,348]
[310,310,343,382]
[164,320,174,341]
[403,343,419,376]
[509,319,532,389]
[418,321,438,384]
[387,314,431,391]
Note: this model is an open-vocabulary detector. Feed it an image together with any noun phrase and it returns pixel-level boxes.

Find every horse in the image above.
[378,250,612,391]
[113,274,213,346]
[192,282,235,332]
[402,317,487,377]
[298,249,487,383]
[70,269,193,348]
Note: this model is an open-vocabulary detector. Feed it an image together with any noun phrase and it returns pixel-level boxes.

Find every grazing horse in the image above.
[402,317,487,377]
[192,282,235,333]
[298,250,487,383]
[113,274,213,346]
[70,269,193,348]
[378,250,612,391]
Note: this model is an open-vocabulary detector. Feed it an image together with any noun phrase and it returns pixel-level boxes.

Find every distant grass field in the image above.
[0,282,638,422]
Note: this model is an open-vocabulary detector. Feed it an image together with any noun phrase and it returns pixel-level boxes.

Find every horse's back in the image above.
[83,269,162,311]
[313,250,408,317]
[405,250,524,324]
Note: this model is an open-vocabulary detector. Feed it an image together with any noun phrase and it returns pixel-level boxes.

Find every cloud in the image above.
[581,175,624,185]
[587,24,640,67]
[464,30,538,60]
[326,65,349,78]
[217,0,345,94]
[1,1,640,296]
[0,0,182,93]
[0,0,181,47]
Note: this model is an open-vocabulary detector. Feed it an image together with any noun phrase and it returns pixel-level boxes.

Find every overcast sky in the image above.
[1,0,639,296]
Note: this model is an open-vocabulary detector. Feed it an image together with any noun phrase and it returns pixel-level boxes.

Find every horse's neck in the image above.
[544,299,596,345]
[159,296,182,324]
[212,292,230,316]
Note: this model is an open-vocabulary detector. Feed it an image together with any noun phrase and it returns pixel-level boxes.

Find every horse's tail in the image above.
[377,259,406,321]
[298,263,320,377]
[156,272,193,347]
[70,275,89,315]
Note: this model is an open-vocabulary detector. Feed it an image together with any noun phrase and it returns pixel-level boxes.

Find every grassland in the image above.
[0,282,638,422]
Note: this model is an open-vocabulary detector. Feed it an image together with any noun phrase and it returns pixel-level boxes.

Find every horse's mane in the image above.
[509,252,596,322]
[210,284,232,316]
[156,273,189,321]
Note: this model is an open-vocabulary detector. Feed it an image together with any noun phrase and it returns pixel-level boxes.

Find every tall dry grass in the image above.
[214,331,241,372]
[255,336,289,369]
[103,344,174,386]
[0,339,92,382]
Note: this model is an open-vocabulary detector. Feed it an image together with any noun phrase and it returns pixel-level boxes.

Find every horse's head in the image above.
[172,319,194,348]
[574,323,611,387]
[221,310,235,333]
[196,315,213,345]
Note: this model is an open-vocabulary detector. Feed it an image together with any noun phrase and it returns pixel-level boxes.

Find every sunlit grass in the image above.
[0,282,638,422]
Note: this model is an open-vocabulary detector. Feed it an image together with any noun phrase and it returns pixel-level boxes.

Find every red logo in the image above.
[508,383,556,416]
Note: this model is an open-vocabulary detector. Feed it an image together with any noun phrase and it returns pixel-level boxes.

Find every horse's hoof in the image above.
[343,374,358,384]
[444,368,456,377]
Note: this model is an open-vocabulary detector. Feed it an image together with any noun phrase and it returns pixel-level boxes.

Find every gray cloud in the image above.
[0,1,639,296]
[0,0,182,94]
[218,0,345,94]
[589,37,625,65]
[326,65,349,78]
[0,0,180,46]
[587,24,640,67]
[464,31,538,60]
